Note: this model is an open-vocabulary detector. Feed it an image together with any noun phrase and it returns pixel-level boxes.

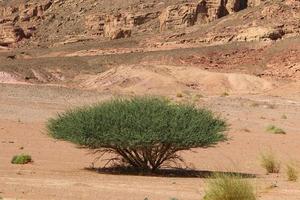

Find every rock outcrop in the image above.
[104,13,134,39]
[159,0,264,31]
[156,0,300,46]
[234,26,285,42]
[85,13,133,39]
[159,3,201,31]
[0,6,18,17]
[0,0,53,46]
[85,12,159,39]
[0,0,299,45]
[0,22,25,46]
[85,14,105,36]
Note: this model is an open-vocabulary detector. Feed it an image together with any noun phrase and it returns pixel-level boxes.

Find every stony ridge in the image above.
[0,0,299,84]
[0,0,272,47]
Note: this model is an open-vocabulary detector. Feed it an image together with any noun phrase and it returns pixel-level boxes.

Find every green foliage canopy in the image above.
[47,97,227,170]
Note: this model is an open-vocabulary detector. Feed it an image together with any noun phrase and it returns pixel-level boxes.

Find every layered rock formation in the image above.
[85,14,105,36]
[0,0,299,46]
[85,12,159,39]
[154,0,300,47]
[159,3,201,31]
[0,22,25,46]
[159,0,263,31]
[0,0,53,46]
[104,14,133,39]
[234,26,285,42]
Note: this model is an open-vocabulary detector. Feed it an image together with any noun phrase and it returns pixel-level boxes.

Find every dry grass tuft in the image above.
[260,151,280,174]
[203,174,256,200]
[286,163,298,182]
[176,93,183,98]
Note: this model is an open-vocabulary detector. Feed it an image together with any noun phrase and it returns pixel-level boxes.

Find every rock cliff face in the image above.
[104,13,133,39]
[83,0,265,38]
[158,0,264,31]
[0,0,53,46]
[159,3,200,31]
[85,14,105,36]
[85,12,159,39]
[0,22,25,46]
[0,0,299,46]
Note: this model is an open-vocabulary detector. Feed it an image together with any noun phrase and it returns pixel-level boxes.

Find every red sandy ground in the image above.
[0,83,300,200]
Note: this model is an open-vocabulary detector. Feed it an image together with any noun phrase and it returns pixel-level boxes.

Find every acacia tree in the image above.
[47,97,227,171]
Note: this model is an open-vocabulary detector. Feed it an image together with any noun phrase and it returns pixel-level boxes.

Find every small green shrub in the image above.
[286,164,298,182]
[203,174,256,200]
[11,154,32,164]
[260,152,280,174]
[266,125,286,134]
[47,97,227,171]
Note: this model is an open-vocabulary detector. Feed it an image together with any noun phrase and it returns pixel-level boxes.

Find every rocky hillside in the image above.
[0,0,299,92]
[1,0,298,46]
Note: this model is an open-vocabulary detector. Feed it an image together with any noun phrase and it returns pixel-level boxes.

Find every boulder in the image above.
[105,28,132,40]
[234,26,285,42]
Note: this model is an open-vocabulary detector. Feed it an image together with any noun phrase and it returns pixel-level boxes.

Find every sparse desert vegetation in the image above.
[286,163,298,182]
[0,82,300,199]
[221,92,229,97]
[0,0,300,199]
[47,97,227,171]
[266,125,286,134]
[203,174,256,200]
[11,154,32,165]
[176,93,183,98]
[260,151,281,174]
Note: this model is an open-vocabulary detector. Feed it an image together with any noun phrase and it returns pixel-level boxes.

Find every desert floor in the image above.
[0,83,300,200]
